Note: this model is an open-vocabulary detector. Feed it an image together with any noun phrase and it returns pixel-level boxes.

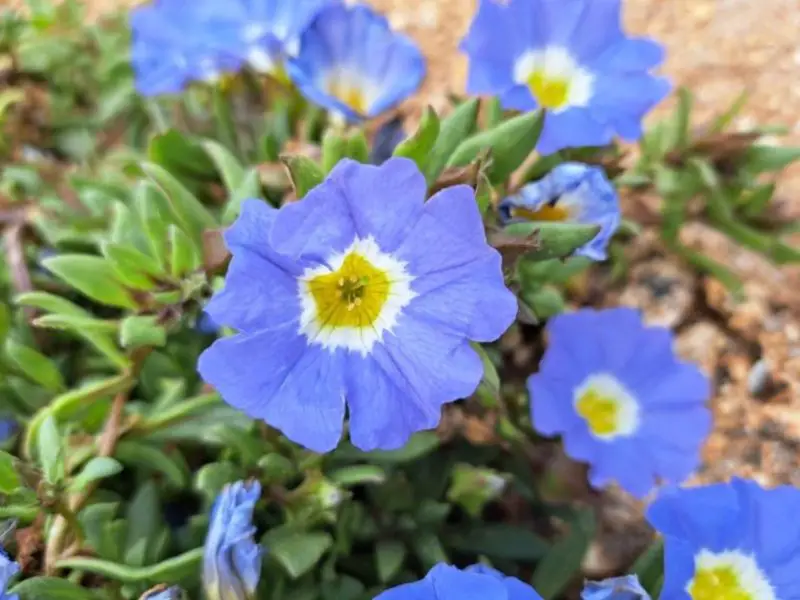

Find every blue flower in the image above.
[375,563,544,600]
[581,575,651,600]
[203,481,263,600]
[460,0,670,154]
[287,3,426,122]
[0,548,19,600]
[370,116,407,165]
[198,157,517,452]
[0,419,16,444]
[130,0,241,96]
[499,162,620,261]
[647,478,800,600]
[140,586,187,600]
[529,307,711,498]
[225,0,338,78]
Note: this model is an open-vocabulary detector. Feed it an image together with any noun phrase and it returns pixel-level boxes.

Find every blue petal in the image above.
[567,0,624,62]
[537,109,614,155]
[466,564,544,600]
[589,74,671,141]
[589,38,666,73]
[198,324,346,452]
[459,0,520,96]
[500,85,539,112]
[429,563,508,599]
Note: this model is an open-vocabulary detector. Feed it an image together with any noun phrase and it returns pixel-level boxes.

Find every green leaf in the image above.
[169,224,201,278]
[329,465,386,487]
[119,316,167,350]
[521,286,565,320]
[281,155,325,199]
[79,502,120,559]
[37,415,65,484]
[69,457,123,493]
[321,129,347,174]
[426,98,480,184]
[134,181,171,270]
[446,524,549,561]
[114,441,189,488]
[223,168,263,225]
[4,339,65,392]
[0,304,10,342]
[32,314,119,336]
[531,509,595,599]
[393,107,440,170]
[265,529,333,579]
[412,533,448,570]
[472,342,500,408]
[125,481,162,567]
[9,576,98,600]
[447,110,545,184]
[42,254,137,309]
[345,130,370,163]
[202,139,246,192]
[744,145,800,174]
[0,450,20,494]
[668,87,693,150]
[193,461,243,502]
[631,539,664,596]
[501,222,600,261]
[15,292,87,318]
[101,242,158,290]
[375,539,406,582]
[148,130,216,180]
[142,162,216,241]
[333,431,440,464]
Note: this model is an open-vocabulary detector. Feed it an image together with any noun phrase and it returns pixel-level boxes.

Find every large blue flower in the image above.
[203,481,263,600]
[499,162,620,261]
[198,157,517,452]
[646,478,800,600]
[287,3,426,122]
[528,307,711,498]
[581,575,651,600]
[0,547,19,600]
[130,0,241,96]
[460,0,670,154]
[376,563,544,600]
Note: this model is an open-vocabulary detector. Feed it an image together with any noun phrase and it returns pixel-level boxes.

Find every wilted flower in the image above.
[288,3,425,122]
[499,162,620,261]
[581,575,651,600]
[529,307,711,498]
[130,0,241,96]
[460,0,670,154]
[0,547,19,600]
[375,563,544,599]
[203,481,263,600]
[198,157,516,452]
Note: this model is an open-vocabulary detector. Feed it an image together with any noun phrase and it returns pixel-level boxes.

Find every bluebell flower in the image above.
[581,575,651,600]
[647,478,800,600]
[375,563,544,599]
[0,547,19,600]
[287,3,426,122]
[203,481,263,600]
[130,0,242,96]
[460,0,670,154]
[499,162,620,261]
[529,307,711,498]
[198,157,516,452]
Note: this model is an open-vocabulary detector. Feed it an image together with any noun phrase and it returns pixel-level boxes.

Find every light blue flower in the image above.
[0,548,19,600]
[130,0,241,96]
[647,478,800,600]
[225,0,339,77]
[198,157,516,452]
[287,3,426,122]
[376,563,544,600]
[203,481,263,600]
[581,575,651,600]
[529,307,711,498]
[499,162,620,261]
[460,0,670,154]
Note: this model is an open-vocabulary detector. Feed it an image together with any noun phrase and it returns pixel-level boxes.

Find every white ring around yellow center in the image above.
[687,550,775,600]
[298,237,415,355]
[573,373,640,441]
[513,46,594,113]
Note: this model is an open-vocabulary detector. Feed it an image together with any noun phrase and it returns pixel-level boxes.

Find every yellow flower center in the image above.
[328,82,368,115]
[528,71,570,110]
[510,204,571,222]
[271,62,292,87]
[307,252,390,330]
[689,566,754,600]
[575,388,622,437]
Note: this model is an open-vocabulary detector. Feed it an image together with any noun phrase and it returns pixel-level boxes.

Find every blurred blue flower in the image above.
[0,547,19,600]
[203,481,262,600]
[198,158,516,452]
[197,313,221,335]
[499,162,620,261]
[287,3,426,122]
[130,0,241,96]
[581,575,650,600]
[0,419,16,444]
[460,0,670,154]
[647,478,800,600]
[529,307,711,498]
[375,563,544,599]
[370,116,407,164]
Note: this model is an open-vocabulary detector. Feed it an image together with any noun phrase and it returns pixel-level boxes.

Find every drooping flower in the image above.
[225,0,338,78]
[460,0,670,154]
[581,575,651,600]
[499,162,620,261]
[0,547,19,600]
[287,3,426,122]
[528,307,711,498]
[647,478,800,600]
[198,158,517,452]
[203,481,263,600]
[375,563,544,599]
[130,0,242,96]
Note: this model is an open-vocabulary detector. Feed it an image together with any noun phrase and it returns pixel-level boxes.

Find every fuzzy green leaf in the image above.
[69,457,123,493]
[282,155,325,199]
[42,255,137,309]
[119,316,167,349]
[393,107,440,170]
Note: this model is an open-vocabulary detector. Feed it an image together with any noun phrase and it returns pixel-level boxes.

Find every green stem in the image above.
[55,547,204,583]
[130,392,220,435]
